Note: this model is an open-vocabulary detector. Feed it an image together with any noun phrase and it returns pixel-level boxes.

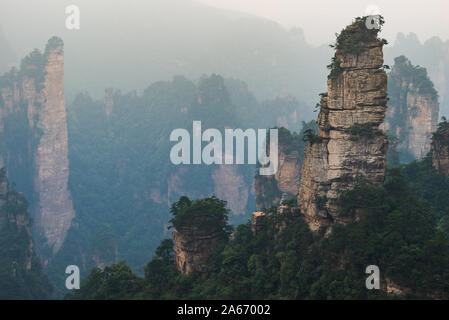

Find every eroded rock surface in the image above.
[431,122,449,176]
[255,129,301,210]
[173,218,226,274]
[297,18,388,231]
[384,56,439,160]
[0,37,74,254]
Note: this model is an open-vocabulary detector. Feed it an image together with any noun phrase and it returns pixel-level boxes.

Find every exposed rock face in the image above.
[275,151,301,196]
[255,129,301,210]
[431,122,449,176]
[385,33,449,120]
[171,196,229,275]
[168,165,252,216]
[212,165,249,215]
[251,211,266,235]
[384,56,439,160]
[173,222,226,274]
[91,228,118,270]
[250,205,300,238]
[0,37,75,255]
[297,18,388,231]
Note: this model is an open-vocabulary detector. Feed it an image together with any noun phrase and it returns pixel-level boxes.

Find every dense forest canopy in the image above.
[68,155,449,299]
[0,169,53,299]
[42,74,312,295]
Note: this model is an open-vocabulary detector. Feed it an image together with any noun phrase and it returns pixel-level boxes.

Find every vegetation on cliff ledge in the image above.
[327,16,388,78]
[348,123,381,141]
[331,16,387,55]
[169,195,231,234]
[432,117,449,147]
[390,55,438,98]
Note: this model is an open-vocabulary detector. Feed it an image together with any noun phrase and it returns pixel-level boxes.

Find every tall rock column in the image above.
[431,122,449,177]
[297,17,388,231]
[384,56,439,160]
[33,38,75,254]
[0,37,75,255]
[171,196,229,275]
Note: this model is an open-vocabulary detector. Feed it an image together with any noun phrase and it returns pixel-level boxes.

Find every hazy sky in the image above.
[1,0,448,52]
[199,0,449,45]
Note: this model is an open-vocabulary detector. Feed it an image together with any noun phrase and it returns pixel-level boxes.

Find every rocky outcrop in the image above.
[255,128,301,210]
[385,33,449,121]
[212,165,249,215]
[250,204,300,239]
[173,215,227,274]
[91,227,118,270]
[168,165,252,216]
[0,37,75,255]
[431,122,449,176]
[171,196,229,275]
[251,211,266,235]
[297,17,388,231]
[384,56,439,160]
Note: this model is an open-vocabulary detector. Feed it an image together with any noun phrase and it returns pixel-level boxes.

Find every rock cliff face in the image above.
[251,205,300,237]
[297,18,388,231]
[212,165,249,215]
[384,56,439,160]
[254,128,302,210]
[385,33,449,119]
[167,165,253,216]
[431,122,449,176]
[171,197,229,275]
[173,224,225,274]
[0,37,74,255]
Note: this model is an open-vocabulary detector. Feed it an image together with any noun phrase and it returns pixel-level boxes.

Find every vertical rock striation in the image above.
[0,37,74,255]
[34,38,75,254]
[297,17,388,231]
[173,223,225,274]
[171,197,229,275]
[384,56,439,160]
[212,165,249,215]
[431,122,449,177]
[254,128,302,210]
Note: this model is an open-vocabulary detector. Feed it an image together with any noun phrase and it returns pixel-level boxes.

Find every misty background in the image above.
[1,0,449,116]
[2,0,449,296]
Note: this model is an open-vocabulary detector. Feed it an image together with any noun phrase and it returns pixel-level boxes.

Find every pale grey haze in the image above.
[199,0,449,46]
[1,0,449,116]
